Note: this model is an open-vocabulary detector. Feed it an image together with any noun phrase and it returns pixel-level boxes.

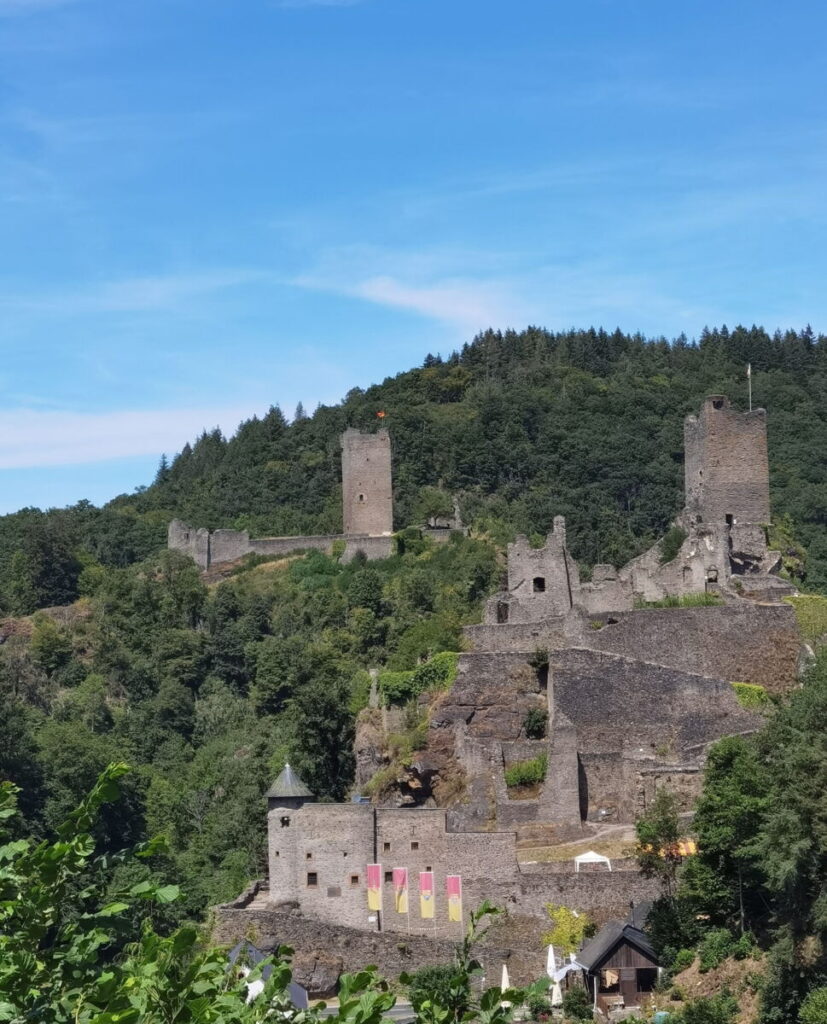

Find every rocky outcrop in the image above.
[291,951,344,997]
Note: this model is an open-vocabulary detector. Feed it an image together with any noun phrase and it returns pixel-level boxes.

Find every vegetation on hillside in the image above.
[0,535,498,916]
[636,648,827,1023]
[3,324,827,618]
[3,324,827,1019]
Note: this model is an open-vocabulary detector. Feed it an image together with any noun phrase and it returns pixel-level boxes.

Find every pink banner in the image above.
[393,867,409,914]
[419,871,434,919]
[366,863,382,911]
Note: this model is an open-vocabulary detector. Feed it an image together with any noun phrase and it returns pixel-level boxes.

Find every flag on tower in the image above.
[366,864,382,912]
[446,874,463,922]
[419,871,435,919]
[393,867,409,914]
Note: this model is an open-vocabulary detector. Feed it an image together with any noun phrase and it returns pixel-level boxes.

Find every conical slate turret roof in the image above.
[266,763,314,799]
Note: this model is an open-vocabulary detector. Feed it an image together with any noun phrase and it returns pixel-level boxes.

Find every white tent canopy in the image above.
[574,850,612,872]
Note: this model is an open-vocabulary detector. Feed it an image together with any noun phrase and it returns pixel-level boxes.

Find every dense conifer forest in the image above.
[3,324,827,1023]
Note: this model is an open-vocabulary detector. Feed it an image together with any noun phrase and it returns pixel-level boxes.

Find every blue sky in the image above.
[2,0,826,513]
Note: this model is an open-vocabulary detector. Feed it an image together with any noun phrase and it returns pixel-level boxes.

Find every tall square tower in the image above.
[341,428,393,536]
[684,396,770,527]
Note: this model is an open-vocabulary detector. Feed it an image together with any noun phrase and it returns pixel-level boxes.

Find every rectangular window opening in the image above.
[306,872,318,887]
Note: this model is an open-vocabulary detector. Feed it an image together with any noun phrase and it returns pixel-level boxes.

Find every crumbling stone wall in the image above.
[575,604,800,693]
[168,429,394,570]
[549,647,763,820]
[685,396,770,527]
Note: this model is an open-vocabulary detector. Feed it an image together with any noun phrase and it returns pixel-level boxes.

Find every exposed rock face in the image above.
[290,951,343,997]
[353,708,387,790]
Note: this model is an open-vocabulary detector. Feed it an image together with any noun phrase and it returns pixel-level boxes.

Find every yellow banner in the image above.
[367,864,382,911]
[419,870,435,919]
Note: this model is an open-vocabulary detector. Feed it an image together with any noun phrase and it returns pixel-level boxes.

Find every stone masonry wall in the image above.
[575,604,800,693]
[684,396,770,527]
[341,429,393,537]
[214,866,661,983]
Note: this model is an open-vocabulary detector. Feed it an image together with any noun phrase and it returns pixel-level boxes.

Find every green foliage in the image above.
[561,986,592,1021]
[732,681,773,711]
[698,929,747,973]
[523,706,548,739]
[635,592,723,608]
[29,614,73,676]
[785,594,827,644]
[0,764,399,1024]
[676,990,739,1024]
[768,515,807,582]
[527,647,549,671]
[673,948,696,973]
[800,987,827,1024]
[380,651,459,705]
[542,904,593,954]
[407,964,460,1014]
[414,486,455,524]
[660,525,688,564]
[402,901,545,1024]
[635,787,682,897]
[504,753,547,788]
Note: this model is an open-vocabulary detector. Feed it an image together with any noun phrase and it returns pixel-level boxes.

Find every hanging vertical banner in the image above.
[366,864,382,911]
[393,867,409,914]
[446,874,463,922]
[419,871,435,919]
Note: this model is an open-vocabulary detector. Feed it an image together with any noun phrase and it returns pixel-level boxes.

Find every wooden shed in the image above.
[575,918,660,1013]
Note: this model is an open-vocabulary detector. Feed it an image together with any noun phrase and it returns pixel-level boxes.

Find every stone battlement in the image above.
[168,428,394,569]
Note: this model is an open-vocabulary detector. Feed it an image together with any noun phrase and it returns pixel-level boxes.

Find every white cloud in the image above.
[291,243,536,334]
[350,275,526,334]
[1,269,268,316]
[0,405,255,469]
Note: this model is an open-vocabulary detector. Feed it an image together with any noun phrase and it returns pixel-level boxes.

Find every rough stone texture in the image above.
[213,908,541,986]
[483,518,580,625]
[684,396,770,527]
[549,647,763,820]
[291,951,344,997]
[214,864,660,976]
[574,604,800,693]
[168,429,394,569]
[464,619,568,654]
[341,428,393,537]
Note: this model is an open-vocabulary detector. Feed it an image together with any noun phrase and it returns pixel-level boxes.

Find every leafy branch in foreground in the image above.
[0,762,396,1024]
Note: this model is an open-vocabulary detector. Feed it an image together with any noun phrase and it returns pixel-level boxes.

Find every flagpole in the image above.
[748,363,752,412]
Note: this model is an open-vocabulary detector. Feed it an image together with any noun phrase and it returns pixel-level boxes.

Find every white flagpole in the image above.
[747,363,752,411]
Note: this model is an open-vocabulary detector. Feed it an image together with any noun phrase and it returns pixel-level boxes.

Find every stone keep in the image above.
[684,395,770,528]
[341,429,393,537]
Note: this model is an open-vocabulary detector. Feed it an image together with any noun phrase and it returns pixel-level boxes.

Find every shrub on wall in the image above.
[785,594,827,644]
[379,651,459,706]
[504,753,547,788]
[542,903,593,954]
[659,526,688,565]
[731,682,772,712]
[523,707,548,739]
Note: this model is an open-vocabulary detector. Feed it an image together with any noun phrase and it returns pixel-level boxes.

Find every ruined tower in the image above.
[683,396,770,528]
[341,429,393,536]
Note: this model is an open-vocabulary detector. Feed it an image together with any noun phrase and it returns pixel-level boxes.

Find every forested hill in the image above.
[1,321,827,930]
[2,323,827,614]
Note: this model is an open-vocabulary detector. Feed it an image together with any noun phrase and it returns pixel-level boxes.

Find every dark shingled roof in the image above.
[575,921,658,972]
[266,764,314,799]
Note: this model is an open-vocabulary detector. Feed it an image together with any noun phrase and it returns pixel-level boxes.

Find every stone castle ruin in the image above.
[215,396,804,982]
[168,428,394,569]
